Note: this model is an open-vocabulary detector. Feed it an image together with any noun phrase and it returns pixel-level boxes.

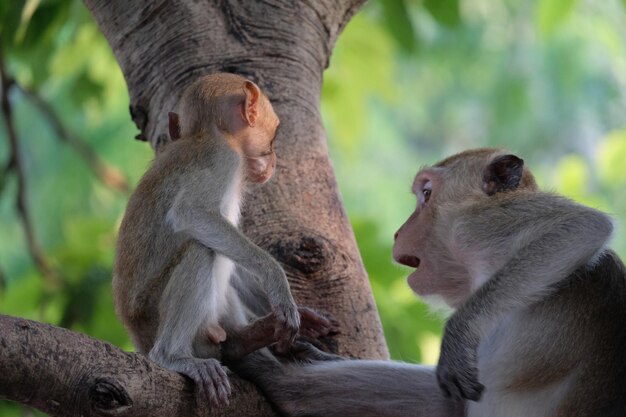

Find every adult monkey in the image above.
[232,148,626,417]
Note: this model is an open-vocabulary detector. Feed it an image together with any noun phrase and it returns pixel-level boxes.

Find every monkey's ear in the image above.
[482,154,524,196]
[242,80,261,126]
[169,112,181,140]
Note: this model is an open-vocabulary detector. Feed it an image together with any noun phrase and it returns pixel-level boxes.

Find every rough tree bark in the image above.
[0,1,390,415]
[0,315,276,416]
[84,0,386,358]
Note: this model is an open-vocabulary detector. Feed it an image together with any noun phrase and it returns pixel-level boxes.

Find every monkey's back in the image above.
[113,152,184,351]
[473,250,626,417]
[552,251,626,416]
[113,138,237,352]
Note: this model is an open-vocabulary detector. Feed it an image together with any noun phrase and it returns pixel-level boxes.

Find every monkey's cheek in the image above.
[245,156,275,183]
[248,168,274,184]
[259,167,275,183]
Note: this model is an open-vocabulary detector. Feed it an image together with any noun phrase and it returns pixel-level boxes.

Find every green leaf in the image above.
[322,12,398,152]
[59,266,108,329]
[68,72,105,106]
[1,272,45,319]
[0,1,27,45]
[14,0,41,43]
[598,130,626,186]
[0,267,5,293]
[15,0,70,47]
[553,155,589,201]
[536,0,578,36]
[380,0,418,54]
[423,0,461,27]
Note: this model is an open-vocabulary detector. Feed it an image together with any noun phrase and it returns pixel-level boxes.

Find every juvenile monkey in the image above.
[233,148,626,417]
[113,73,331,406]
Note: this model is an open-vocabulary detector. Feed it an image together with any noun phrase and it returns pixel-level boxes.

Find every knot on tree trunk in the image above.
[129,104,148,142]
[269,234,334,276]
[88,377,132,413]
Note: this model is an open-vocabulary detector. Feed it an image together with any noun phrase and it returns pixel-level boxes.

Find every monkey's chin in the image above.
[418,295,454,317]
[406,268,436,298]
[407,270,461,311]
[247,172,273,184]
[406,269,424,294]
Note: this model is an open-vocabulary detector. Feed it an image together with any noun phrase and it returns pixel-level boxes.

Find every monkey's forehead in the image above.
[433,148,505,168]
[411,168,442,193]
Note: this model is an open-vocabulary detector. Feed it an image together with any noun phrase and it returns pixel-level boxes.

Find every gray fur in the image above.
[434,151,615,405]
[234,149,626,417]
[232,352,465,417]
[114,73,300,405]
[114,133,297,403]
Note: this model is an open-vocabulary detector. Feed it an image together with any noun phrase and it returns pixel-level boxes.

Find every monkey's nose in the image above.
[394,231,399,241]
[395,255,420,268]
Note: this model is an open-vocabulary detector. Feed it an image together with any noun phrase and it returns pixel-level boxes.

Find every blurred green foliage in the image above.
[1,0,626,414]
[325,0,626,366]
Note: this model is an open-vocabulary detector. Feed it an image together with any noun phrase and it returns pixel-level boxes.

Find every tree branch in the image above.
[0,314,278,417]
[0,42,61,291]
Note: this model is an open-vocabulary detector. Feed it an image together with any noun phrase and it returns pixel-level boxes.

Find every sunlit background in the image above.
[1,0,626,414]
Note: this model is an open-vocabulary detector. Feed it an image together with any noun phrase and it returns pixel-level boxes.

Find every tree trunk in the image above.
[0,1,390,415]
[82,0,387,358]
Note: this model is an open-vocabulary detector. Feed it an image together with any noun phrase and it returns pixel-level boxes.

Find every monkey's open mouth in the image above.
[396,255,421,269]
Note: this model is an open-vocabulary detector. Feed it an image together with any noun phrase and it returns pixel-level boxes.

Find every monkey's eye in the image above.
[420,181,432,204]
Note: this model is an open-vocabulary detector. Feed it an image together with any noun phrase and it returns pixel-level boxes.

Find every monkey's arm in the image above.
[437,194,613,400]
[168,194,300,351]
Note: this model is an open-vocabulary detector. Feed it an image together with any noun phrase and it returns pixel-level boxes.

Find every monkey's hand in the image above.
[272,301,300,354]
[178,358,232,407]
[436,317,484,402]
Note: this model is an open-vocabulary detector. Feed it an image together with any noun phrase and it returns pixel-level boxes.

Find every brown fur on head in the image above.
[434,148,537,195]
[169,73,280,184]
[392,148,538,307]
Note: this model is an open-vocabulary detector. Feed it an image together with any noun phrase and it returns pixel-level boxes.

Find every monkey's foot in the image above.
[298,307,340,340]
[179,358,232,407]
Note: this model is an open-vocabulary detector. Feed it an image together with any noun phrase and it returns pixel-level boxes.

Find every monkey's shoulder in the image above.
[160,138,237,170]
[484,251,626,404]
[131,140,239,204]
[115,138,238,272]
[556,249,626,303]
[444,191,607,234]
[496,250,626,358]
[468,190,580,212]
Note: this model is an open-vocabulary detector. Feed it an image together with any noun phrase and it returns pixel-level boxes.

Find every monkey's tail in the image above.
[230,352,464,417]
